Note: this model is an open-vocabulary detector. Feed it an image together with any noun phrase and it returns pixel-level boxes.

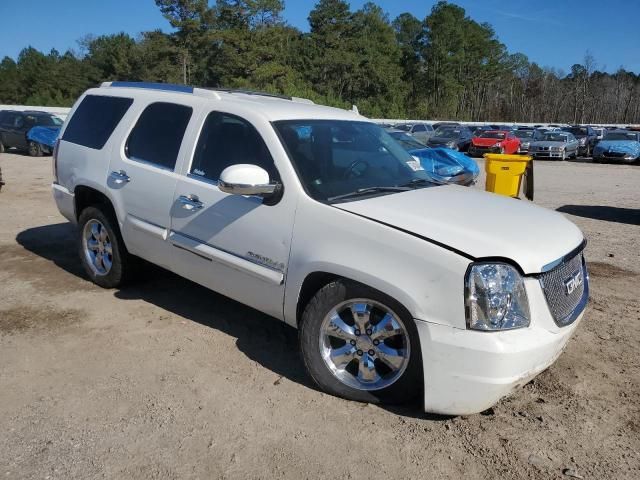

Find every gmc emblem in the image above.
[564,269,583,295]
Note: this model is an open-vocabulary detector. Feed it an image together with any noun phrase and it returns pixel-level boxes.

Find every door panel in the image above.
[169,176,293,319]
[106,101,194,269]
[167,110,296,319]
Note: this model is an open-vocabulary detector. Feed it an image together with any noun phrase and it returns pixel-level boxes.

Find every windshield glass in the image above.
[563,127,587,136]
[433,127,460,138]
[478,131,505,139]
[388,131,426,150]
[33,115,63,127]
[394,124,412,132]
[514,130,534,138]
[542,133,569,142]
[604,131,639,141]
[275,120,437,203]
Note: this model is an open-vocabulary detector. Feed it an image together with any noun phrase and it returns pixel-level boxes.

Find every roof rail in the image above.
[100,81,312,103]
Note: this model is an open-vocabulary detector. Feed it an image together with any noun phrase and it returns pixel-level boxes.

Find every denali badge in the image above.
[247,251,285,272]
[564,269,583,295]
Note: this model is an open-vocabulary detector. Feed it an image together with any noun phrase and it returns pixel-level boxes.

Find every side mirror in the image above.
[218,164,279,196]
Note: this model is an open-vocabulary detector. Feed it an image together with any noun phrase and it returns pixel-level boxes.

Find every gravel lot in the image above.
[1,151,638,479]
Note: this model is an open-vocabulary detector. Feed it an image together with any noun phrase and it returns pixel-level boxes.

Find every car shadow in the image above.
[15,222,445,420]
[557,205,640,226]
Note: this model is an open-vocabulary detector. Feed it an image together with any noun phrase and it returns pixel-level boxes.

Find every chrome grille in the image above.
[539,250,588,327]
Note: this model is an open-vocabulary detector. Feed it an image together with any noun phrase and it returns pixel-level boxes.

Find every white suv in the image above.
[52,82,589,415]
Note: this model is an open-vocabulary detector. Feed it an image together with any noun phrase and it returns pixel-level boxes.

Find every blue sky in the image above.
[1,0,638,74]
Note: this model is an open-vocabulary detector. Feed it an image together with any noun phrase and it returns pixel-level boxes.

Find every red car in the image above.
[468,130,521,157]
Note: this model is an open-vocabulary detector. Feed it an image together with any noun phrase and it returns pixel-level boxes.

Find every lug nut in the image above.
[356,349,363,356]
[354,329,361,336]
[373,339,380,346]
[366,329,372,336]
[350,340,356,346]
[368,349,375,356]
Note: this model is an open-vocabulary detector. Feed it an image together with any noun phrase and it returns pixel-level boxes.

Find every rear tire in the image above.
[77,206,131,288]
[299,279,422,405]
[28,141,42,157]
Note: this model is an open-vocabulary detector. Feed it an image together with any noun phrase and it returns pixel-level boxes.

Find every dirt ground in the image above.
[0,151,638,480]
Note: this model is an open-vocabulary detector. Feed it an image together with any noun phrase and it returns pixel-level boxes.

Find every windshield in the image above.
[433,127,461,138]
[514,130,534,138]
[604,131,639,141]
[563,127,587,136]
[542,133,569,142]
[394,124,412,132]
[33,115,63,127]
[478,131,506,139]
[388,131,426,150]
[275,120,437,203]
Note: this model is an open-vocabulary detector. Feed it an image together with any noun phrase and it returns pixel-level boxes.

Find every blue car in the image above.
[387,130,480,186]
[27,125,61,156]
[593,130,640,163]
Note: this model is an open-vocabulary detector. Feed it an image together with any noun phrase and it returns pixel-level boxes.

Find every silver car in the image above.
[394,122,435,144]
[529,132,579,160]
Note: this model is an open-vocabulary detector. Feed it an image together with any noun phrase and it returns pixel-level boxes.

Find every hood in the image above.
[531,141,565,148]
[472,137,502,147]
[595,140,640,154]
[334,186,583,274]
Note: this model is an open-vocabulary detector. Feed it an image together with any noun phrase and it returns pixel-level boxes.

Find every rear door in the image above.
[167,109,297,319]
[106,100,196,269]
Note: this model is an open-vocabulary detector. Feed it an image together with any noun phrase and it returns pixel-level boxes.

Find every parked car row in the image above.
[390,120,640,164]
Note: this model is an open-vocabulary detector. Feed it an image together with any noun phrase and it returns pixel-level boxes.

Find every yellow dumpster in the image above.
[484,154,533,198]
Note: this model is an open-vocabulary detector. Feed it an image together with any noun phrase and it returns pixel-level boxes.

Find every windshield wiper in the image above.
[400,177,446,187]
[328,186,411,202]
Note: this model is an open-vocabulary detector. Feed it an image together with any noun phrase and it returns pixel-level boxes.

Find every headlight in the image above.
[579,137,587,145]
[465,263,530,331]
[447,141,457,148]
[551,146,563,152]
[522,142,530,148]
[493,142,502,148]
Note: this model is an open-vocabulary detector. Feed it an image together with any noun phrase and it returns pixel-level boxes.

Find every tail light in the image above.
[52,138,60,183]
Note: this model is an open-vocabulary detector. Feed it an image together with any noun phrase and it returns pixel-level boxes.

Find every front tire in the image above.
[28,141,42,157]
[299,280,422,405]
[78,206,131,288]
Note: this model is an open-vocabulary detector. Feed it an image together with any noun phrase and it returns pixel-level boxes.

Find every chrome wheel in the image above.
[82,219,113,276]
[319,299,410,391]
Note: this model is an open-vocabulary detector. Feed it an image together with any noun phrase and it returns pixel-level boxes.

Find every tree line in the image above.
[1,0,638,124]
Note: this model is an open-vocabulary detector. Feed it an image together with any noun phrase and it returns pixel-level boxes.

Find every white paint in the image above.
[52,84,587,414]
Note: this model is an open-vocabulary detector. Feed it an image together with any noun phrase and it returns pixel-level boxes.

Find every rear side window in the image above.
[62,95,133,149]
[126,102,192,170]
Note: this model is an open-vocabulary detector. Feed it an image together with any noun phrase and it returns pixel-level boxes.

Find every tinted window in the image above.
[190,112,277,181]
[1,113,16,127]
[63,95,133,149]
[413,124,426,132]
[126,102,192,170]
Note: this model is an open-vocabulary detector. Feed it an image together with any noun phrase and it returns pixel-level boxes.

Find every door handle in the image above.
[179,194,204,211]
[110,170,130,184]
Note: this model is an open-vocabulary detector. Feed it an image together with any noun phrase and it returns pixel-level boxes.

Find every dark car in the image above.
[513,129,543,153]
[560,125,599,156]
[0,110,63,155]
[426,125,473,151]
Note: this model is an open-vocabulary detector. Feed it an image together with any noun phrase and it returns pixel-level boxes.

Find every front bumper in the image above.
[532,150,564,159]
[414,278,584,415]
[593,153,637,163]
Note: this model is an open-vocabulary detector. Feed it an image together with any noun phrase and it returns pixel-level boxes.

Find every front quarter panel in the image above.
[284,195,471,329]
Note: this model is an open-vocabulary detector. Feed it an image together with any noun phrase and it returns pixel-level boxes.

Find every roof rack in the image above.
[101,81,313,104]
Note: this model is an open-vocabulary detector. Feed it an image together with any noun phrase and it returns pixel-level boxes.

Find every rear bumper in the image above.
[52,183,76,224]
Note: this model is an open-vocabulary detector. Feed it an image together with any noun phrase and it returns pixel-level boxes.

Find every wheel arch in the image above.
[292,268,419,331]
[74,185,116,221]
